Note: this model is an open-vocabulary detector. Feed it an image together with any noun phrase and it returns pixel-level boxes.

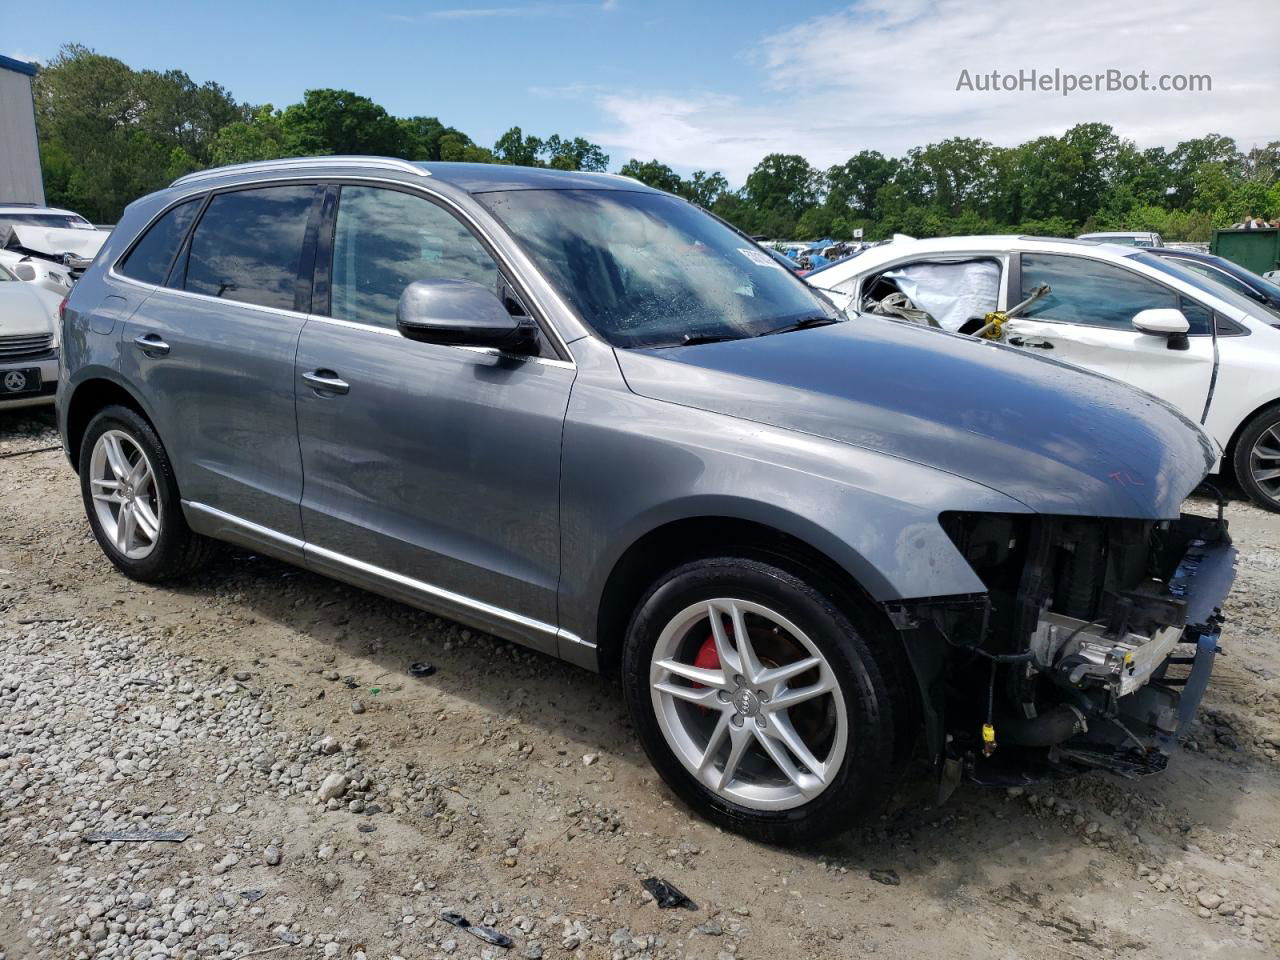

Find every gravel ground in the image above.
[1,407,1278,960]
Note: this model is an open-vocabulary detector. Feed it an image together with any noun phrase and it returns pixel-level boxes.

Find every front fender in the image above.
[557,373,1030,646]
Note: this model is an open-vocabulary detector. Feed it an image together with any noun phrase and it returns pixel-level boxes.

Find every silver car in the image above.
[57,158,1234,843]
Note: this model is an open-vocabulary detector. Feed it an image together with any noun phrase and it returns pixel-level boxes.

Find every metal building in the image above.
[0,54,44,205]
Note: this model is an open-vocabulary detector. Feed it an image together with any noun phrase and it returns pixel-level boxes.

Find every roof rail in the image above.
[171,156,431,188]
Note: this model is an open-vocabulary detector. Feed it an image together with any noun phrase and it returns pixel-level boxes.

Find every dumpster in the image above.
[1211,228,1280,276]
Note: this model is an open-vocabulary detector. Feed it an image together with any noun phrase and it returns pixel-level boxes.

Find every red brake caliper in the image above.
[693,634,721,678]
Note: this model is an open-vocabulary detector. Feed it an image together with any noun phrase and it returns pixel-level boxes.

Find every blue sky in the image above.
[7,0,1277,183]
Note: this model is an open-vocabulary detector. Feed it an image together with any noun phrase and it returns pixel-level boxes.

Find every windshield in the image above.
[1178,254,1280,304]
[0,213,93,229]
[1129,251,1276,318]
[477,189,839,348]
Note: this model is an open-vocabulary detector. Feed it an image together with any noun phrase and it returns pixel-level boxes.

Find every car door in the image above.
[1002,252,1216,423]
[294,183,574,652]
[119,183,322,546]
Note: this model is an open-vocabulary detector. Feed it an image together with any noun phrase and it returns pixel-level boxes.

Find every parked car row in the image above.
[53,157,1238,843]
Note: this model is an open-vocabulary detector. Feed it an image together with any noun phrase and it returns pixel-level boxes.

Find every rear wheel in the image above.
[79,405,214,582]
[1233,404,1280,512]
[621,557,905,844]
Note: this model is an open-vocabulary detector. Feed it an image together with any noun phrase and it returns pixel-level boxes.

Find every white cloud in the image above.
[400,1,616,19]
[585,0,1279,183]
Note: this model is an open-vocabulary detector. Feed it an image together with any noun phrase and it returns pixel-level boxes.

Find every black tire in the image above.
[1232,404,1280,512]
[78,404,215,582]
[621,557,907,845]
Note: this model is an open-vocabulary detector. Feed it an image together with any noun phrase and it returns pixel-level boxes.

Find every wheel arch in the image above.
[1223,395,1280,480]
[63,374,157,474]
[593,512,894,680]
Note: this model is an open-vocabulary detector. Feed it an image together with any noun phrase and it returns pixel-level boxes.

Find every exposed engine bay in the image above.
[886,508,1235,791]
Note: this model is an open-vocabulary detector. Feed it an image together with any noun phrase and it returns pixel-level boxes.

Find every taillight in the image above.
[58,297,68,321]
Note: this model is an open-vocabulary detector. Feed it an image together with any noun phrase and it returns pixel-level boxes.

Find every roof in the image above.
[170,156,657,194]
[1077,231,1160,238]
[0,204,86,218]
[0,54,37,77]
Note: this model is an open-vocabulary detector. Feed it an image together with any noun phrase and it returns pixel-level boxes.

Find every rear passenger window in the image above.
[183,185,317,311]
[330,185,500,329]
[119,198,201,286]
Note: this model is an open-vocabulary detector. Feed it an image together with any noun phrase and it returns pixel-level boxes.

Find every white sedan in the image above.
[806,235,1280,510]
[0,261,62,409]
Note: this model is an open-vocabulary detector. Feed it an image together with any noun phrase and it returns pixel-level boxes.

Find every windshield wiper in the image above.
[759,315,841,337]
[678,333,741,346]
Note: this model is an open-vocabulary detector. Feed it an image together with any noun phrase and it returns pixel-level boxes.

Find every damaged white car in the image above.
[0,204,107,295]
[0,260,61,409]
[807,236,1280,511]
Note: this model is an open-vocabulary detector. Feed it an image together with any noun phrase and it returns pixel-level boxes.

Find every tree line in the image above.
[33,45,1280,241]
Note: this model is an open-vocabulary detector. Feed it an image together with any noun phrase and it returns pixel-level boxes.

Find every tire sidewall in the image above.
[621,558,897,844]
[79,405,189,581]
[1233,405,1280,512]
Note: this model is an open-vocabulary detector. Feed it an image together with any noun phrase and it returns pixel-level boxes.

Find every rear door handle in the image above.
[302,370,350,396]
[133,334,171,356]
[1008,336,1054,349]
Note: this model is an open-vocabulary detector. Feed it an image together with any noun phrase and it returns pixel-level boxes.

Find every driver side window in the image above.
[1019,253,1208,333]
[330,186,501,329]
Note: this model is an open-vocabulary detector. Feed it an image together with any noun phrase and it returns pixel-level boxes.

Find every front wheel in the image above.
[621,557,906,844]
[1232,404,1280,512]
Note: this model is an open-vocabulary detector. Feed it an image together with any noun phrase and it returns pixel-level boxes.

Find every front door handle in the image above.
[302,370,350,396]
[133,334,171,356]
[1007,336,1054,349]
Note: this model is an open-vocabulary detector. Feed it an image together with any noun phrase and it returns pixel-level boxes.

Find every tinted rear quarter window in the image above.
[183,185,317,311]
[118,198,201,285]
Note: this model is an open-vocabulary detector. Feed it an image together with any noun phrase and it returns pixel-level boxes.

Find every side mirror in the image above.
[1132,308,1189,336]
[396,279,537,353]
[13,263,36,282]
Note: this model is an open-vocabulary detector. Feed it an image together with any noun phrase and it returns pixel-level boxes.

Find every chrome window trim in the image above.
[110,269,314,322]
[184,500,591,649]
[109,173,580,362]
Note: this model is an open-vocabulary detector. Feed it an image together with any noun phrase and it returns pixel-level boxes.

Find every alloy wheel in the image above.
[649,598,847,811]
[1250,421,1280,505]
[89,429,162,560]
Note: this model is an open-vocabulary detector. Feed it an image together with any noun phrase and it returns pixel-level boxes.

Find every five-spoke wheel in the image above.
[78,405,213,582]
[650,598,846,810]
[623,557,905,844]
[89,429,162,559]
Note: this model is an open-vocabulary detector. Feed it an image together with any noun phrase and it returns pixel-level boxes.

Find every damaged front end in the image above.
[886,507,1235,793]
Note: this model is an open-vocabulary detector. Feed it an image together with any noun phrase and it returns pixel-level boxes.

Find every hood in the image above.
[9,224,106,261]
[616,316,1216,519]
[0,283,59,337]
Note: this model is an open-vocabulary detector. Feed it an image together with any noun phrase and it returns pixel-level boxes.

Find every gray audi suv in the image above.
[57,158,1234,843]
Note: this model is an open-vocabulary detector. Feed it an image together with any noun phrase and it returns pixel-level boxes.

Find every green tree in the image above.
[825,150,898,220]
[494,126,545,166]
[543,135,609,171]
[209,106,287,165]
[680,170,729,208]
[618,158,683,192]
[279,89,405,157]
[744,154,820,236]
